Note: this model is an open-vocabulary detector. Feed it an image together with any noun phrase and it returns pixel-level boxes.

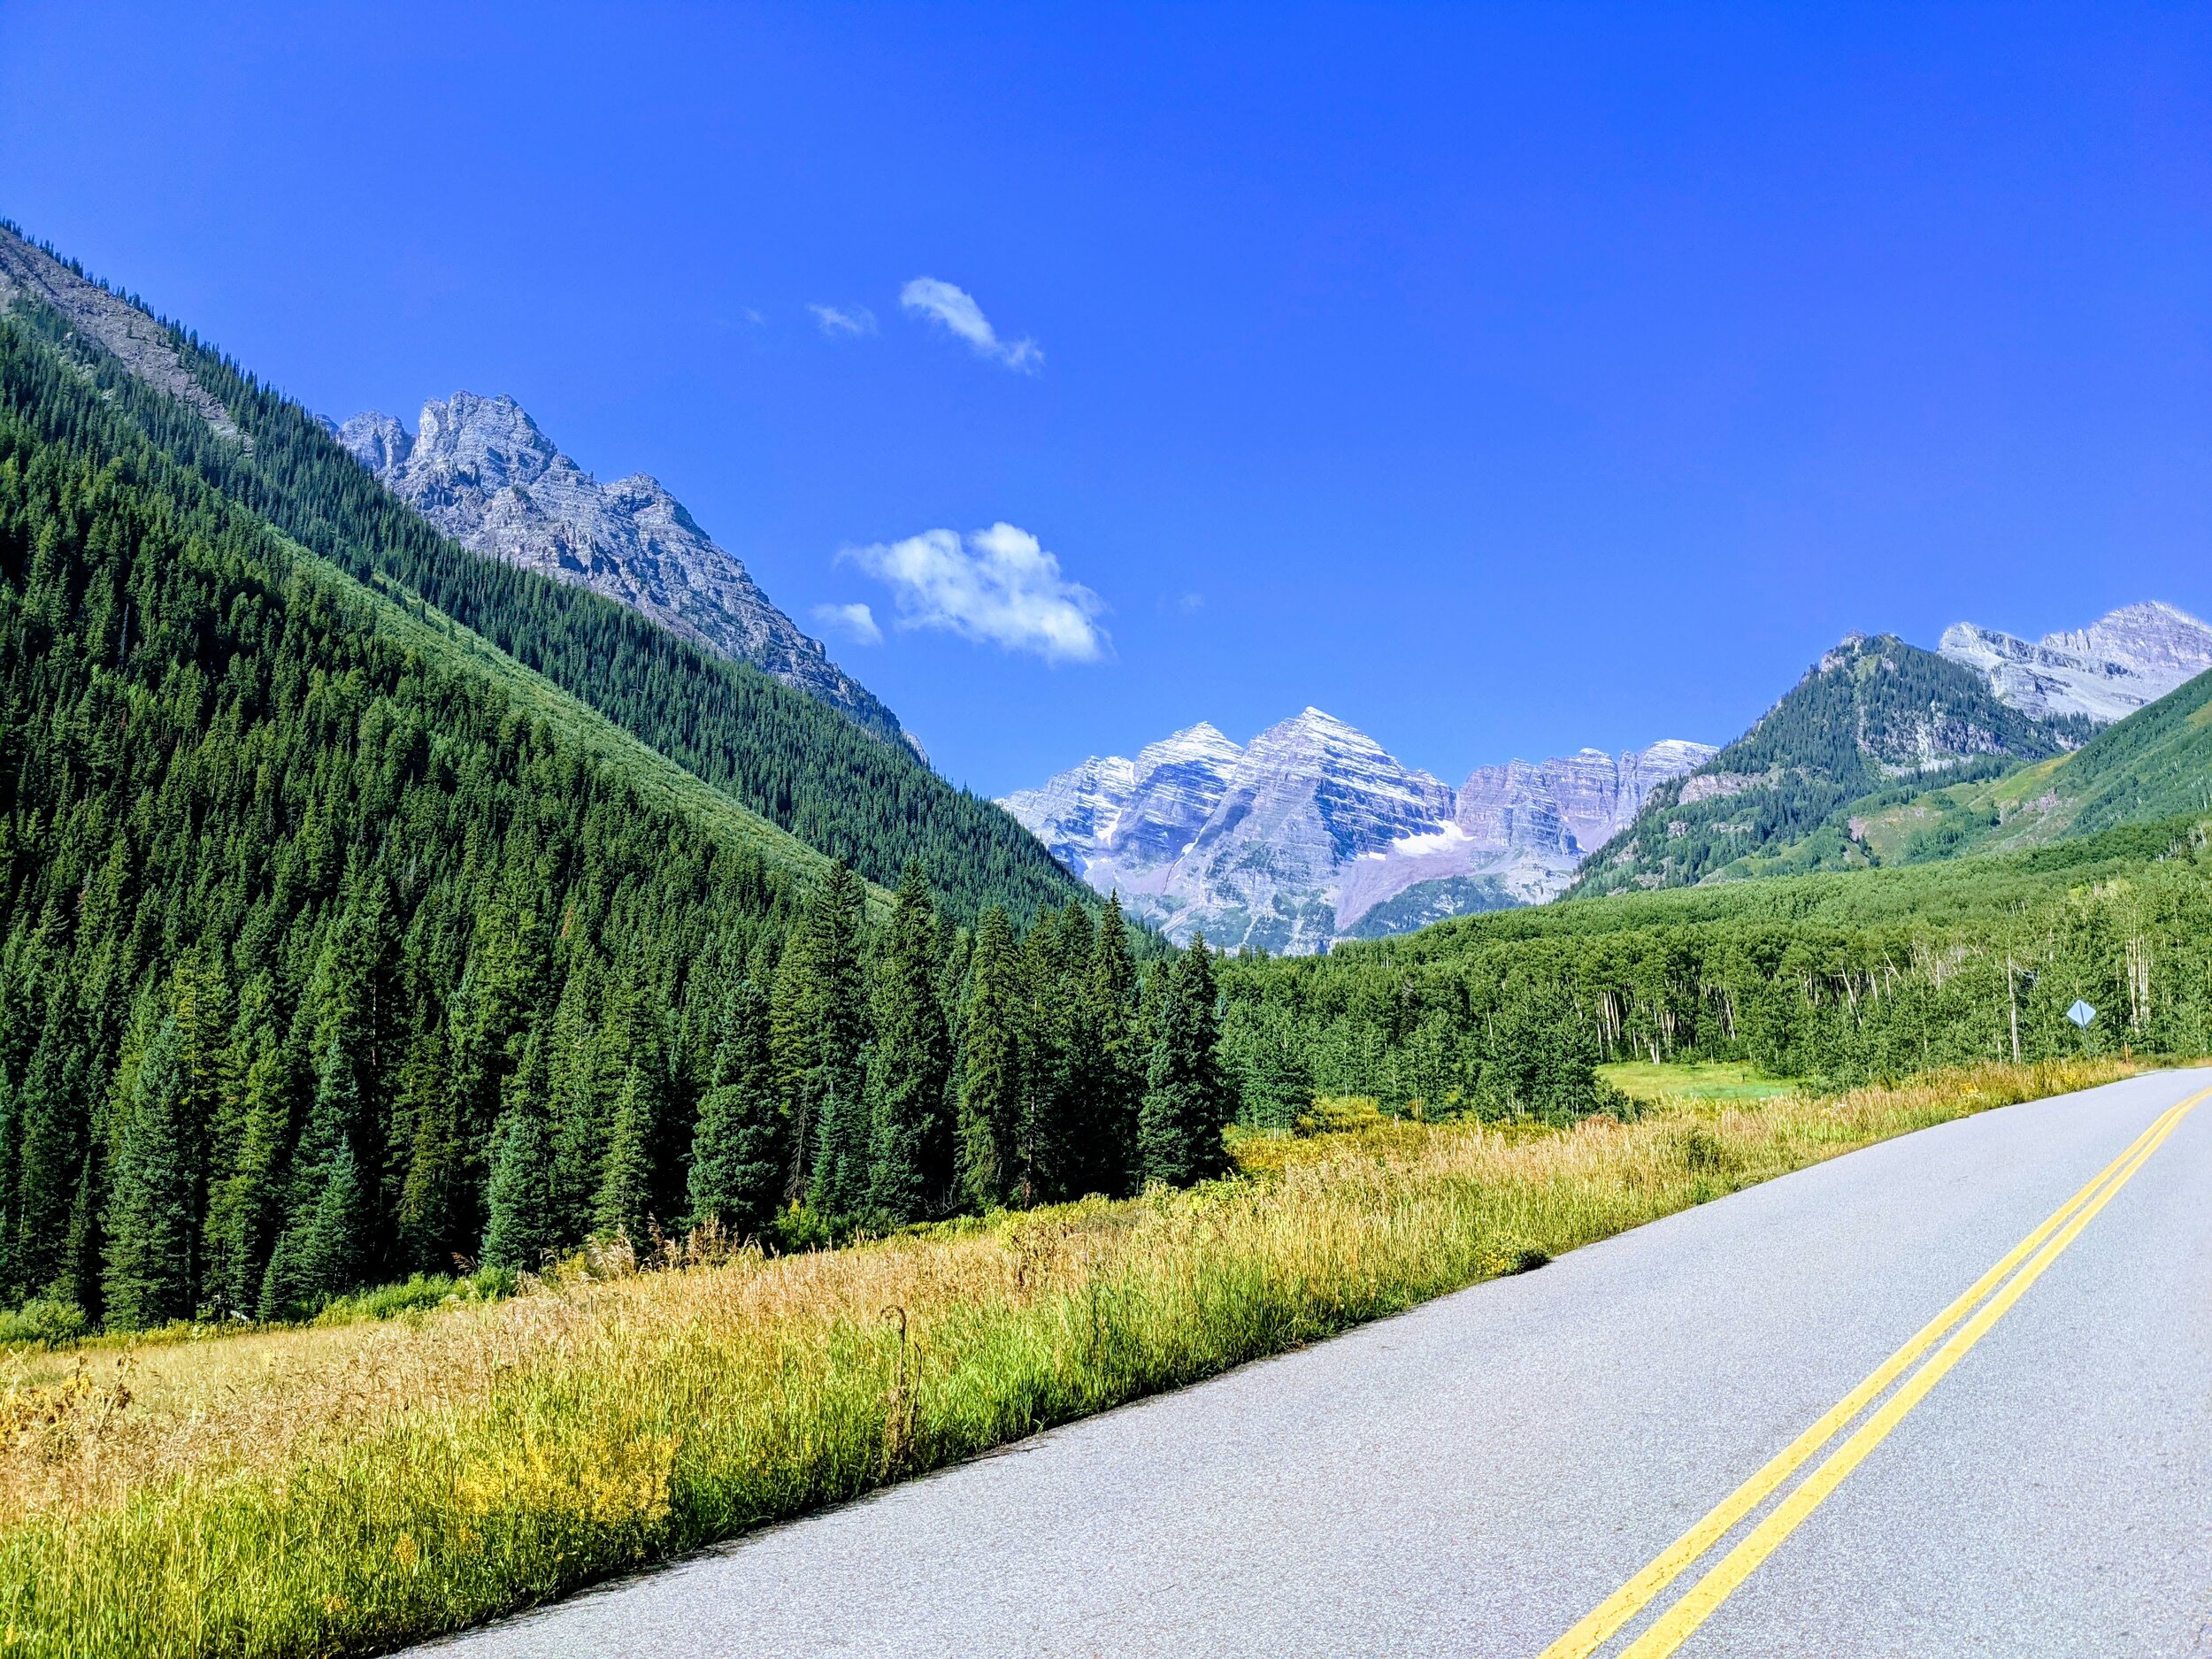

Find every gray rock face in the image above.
[1000,713,1712,952]
[1000,753,1140,878]
[337,394,913,752]
[1939,602,2212,726]
[1171,710,1457,953]
[1106,724,1247,868]
[1450,741,1715,865]
[1000,723,1240,882]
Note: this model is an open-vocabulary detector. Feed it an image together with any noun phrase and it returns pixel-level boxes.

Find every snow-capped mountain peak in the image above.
[999,716,1712,951]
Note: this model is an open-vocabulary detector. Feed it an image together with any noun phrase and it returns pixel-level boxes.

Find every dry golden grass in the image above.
[0,1056,2144,1657]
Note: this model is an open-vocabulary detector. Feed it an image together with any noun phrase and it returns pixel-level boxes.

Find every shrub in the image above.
[0,1299,88,1349]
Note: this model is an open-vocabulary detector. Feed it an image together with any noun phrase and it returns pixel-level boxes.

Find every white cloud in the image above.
[899,277,1041,372]
[810,602,883,646]
[810,303,877,337]
[845,523,1106,663]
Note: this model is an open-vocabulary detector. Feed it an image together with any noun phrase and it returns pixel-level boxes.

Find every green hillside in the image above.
[0,226,1080,924]
[1570,632,2080,895]
[1839,664,2212,863]
[1217,646,2212,1127]
[0,309,833,1320]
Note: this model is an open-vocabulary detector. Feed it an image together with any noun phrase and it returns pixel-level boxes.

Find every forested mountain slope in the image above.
[337,393,915,753]
[1569,633,2080,895]
[1842,663,2212,863]
[0,311,819,1325]
[0,309,1228,1336]
[0,224,1078,921]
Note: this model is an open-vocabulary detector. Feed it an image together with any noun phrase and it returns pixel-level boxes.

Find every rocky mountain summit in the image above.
[1939,601,2212,726]
[1000,710,1712,951]
[336,394,913,752]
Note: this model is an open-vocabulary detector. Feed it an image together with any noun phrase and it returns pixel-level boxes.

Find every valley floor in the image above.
[0,1057,2157,1658]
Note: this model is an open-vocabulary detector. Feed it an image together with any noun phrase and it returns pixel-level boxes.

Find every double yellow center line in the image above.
[1538,1082,2210,1659]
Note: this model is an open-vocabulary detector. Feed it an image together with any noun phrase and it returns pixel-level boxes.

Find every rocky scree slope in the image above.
[338,395,913,753]
[0,221,244,441]
[1002,710,1711,951]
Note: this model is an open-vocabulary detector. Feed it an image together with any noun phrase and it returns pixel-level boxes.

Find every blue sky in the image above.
[3,4,2206,795]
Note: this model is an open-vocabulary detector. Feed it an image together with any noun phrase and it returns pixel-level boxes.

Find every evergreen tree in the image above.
[443,900,545,1232]
[1079,893,1142,1195]
[481,1032,559,1272]
[1017,904,1087,1203]
[12,1013,81,1299]
[259,1035,369,1317]
[201,1011,303,1317]
[687,981,787,1240]
[547,960,616,1244]
[808,1073,873,1220]
[0,1069,17,1297]
[868,863,955,1222]
[594,1056,666,1247]
[1139,934,1235,1187]
[1240,1005,1315,1132]
[768,933,817,1201]
[290,1145,367,1310]
[809,862,871,1118]
[317,885,401,1136]
[169,955,235,1265]
[937,925,974,1036]
[959,906,1025,1208]
[395,1022,464,1274]
[61,1148,106,1323]
[101,1016,196,1330]
[774,861,871,1207]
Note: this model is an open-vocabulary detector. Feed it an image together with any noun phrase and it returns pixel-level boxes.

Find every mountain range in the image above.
[335,394,915,754]
[1005,601,2212,948]
[1001,712,1714,951]
[14,214,2212,961]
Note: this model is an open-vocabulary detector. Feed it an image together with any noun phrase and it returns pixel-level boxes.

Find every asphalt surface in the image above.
[411,1068,2212,1659]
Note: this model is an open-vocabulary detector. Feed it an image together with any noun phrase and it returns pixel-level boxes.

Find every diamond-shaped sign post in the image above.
[2066,1000,2096,1030]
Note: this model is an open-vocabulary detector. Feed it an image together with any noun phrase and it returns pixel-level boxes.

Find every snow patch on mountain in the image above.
[1371,824,1474,860]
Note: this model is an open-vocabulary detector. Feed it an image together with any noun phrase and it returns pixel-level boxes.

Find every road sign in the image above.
[2066,1000,2096,1030]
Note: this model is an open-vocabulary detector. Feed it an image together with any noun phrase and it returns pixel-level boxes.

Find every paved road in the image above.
[414,1069,2212,1658]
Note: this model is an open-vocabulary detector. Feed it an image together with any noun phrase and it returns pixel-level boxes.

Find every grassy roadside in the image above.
[0,1056,2154,1657]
